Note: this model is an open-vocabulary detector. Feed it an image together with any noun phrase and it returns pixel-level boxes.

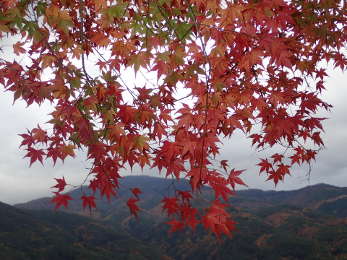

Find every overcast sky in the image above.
[0,41,346,205]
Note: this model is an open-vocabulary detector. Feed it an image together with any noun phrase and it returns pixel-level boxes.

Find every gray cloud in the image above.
[0,91,90,204]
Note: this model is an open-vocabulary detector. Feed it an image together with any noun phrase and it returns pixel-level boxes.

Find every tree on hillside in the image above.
[0,0,346,236]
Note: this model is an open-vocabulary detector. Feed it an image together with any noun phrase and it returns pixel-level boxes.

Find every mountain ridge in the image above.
[14,176,347,204]
[15,176,347,215]
[2,176,347,259]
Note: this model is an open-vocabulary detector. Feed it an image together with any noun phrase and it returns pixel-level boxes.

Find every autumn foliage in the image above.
[0,0,346,237]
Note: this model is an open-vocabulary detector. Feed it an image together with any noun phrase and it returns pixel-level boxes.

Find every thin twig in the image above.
[188,4,213,183]
[78,0,93,86]
[93,48,138,101]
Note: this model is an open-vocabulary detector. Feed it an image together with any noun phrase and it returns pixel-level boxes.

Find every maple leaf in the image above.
[46,147,62,165]
[315,69,328,80]
[31,125,47,143]
[311,132,324,146]
[267,170,283,186]
[166,219,185,233]
[90,32,110,47]
[24,147,45,166]
[220,160,229,171]
[152,60,169,79]
[162,197,180,216]
[81,195,96,210]
[152,122,167,141]
[249,134,262,146]
[271,153,284,164]
[179,205,200,230]
[127,197,140,217]
[59,144,76,160]
[333,53,346,70]
[88,143,106,163]
[277,164,290,176]
[52,177,67,192]
[13,42,26,56]
[100,181,117,200]
[202,200,235,237]
[19,131,35,147]
[258,159,272,174]
[107,123,125,141]
[187,167,206,191]
[186,214,200,230]
[228,169,247,190]
[266,164,290,186]
[239,50,262,71]
[305,150,317,162]
[131,187,142,198]
[134,135,149,152]
[51,193,73,209]
[177,190,192,202]
[290,153,302,165]
[211,183,234,202]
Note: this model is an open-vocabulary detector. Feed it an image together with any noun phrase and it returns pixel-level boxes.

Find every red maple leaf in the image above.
[311,132,324,146]
[166,219,185,233]
[99,180,117,200]
[267,170,283,186]
[31,125,47,143]
[186,214,200,230]
[81,195,96,210]
[131,187,142,198]
[19,131,34,147]
[258,159,272,174]
[52,177,67,192]
[271,153,284,164]
[249,134,262,146]
[202,200,236,237]
[13,42,26,55]
[24,147,45,166]
[220,160,229,171]
[228,168,247,190]
[127,197,140,217]
[211,183,234,201]
[161,197,179,216]
[290,153,302,165]
[266,164,290,186]
[51,193,73,209]
[177,190,192,202]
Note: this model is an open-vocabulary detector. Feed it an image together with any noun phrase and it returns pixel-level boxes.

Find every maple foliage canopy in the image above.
[0,0,346,237]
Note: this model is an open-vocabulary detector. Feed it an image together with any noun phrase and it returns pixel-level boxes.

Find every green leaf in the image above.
[129,55,141,74]
[36,1,47,16]
[107,3,127,19]
[57,19,72,34]
[135,135,149,151]
[175,23,193,41]
[70,78,81,89]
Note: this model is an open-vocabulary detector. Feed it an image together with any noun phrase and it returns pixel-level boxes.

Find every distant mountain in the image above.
[231,183,347,213]
[16,176,347,218]
[8,177,347,259]
[0,201,167,260]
